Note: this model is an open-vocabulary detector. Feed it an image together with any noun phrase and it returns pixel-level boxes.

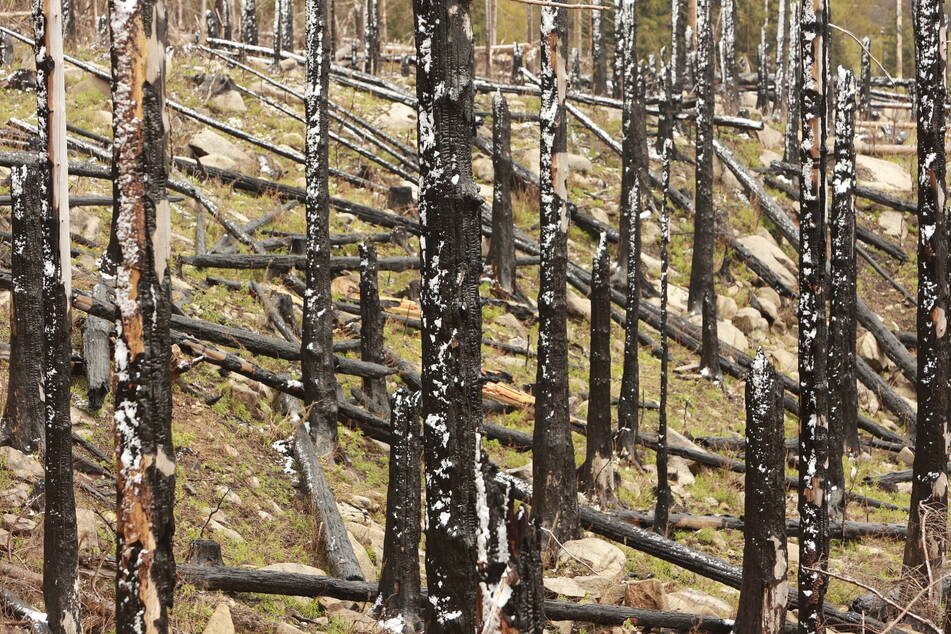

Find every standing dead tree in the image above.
[534,3,580,555]
[280,0,294,48]
[301,0,339,455]
[734,350,788,634]
[828,67,858,524]
[719,0,738,114]
[757,26,769,111]
[591,0,606,94]
[489,91,516,294]
[359,243,389,417]
[33,1,82,630]
[363,0,379,74]
[272,0,282,63]
[654,136,674,537]
[240,0,257,44]
[774,0,788,117]
[902,0,949,619]
[611,0,626,98]
[1,163,45,453]
[109,0,176,627]
[859,37,871,119]
[670,0,687,92]
[797,0,830,630]
[783,1,801,164]
[413,0,493,627]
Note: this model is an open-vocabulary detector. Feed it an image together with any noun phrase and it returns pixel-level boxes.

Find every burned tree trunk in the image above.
[734,351,788,634]
[616,0,644,283]
[218,0,232,40]
[828,67,858,524]
[301,0,339,454]
[654,139,673,537]
[489,91,516,293]
[859,37,871,119]
[902,0,949,616]
[797,0,830,630]
[783,2,801,164]
[485,0,495,76]
[83,283,112,410]
[719,0,738,115]
[374,390,422,630]
[33,2,82,630]
[359,243,389,418]
[579,235,615,506]
[511,42,523,84]
[591,0,606,95]
[534,3,580,555]
[757,26,769,111]
[413,0,491,627]
[671,0,687,92]
[272,0,282,63]
[688,0,718,380]
[241,0,257,44]
[774,0,788,117]
[109,0,176,628]
[280,0,294,48]
[0,164,45,453]
[611,0,625,98]
[363,0,379,74]
[502,506,544,631]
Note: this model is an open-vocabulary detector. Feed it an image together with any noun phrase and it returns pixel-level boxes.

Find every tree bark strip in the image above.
[359,243,389,417]
[83,283,112,410]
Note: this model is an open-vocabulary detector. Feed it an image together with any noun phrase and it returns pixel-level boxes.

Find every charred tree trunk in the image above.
[895,0,903,78]
[301,0,339,454]
[109,0,176,628]
[579,235,615,506]
[363,0,379,74]
[591,0,606,94]
[859,37,871,119]
[34,2,82,630]
[757,27,769,111]
[413,0,490,627]
[902,0,949,618]
[281,0,294,48]
[83,283,112,410]
[774,0,788,117]
[534,3,580,556]
[611,0,625,98]
[1,164,45,453]
[359,243,389,418]
[511,42,523,84]
[654,139,674,538]
[218,0,232,40]
[671,0,687,92]
[489,91,516,293]
[783,2,801,164]
[272,0,282,63]
[241,0,257,44]
[485,0,495,76]
[719,0,738,115]
[374,390,422,630]
[503,506,545,631]
[734,351,788,634]
[797,0,830,629]
[828,67,858,525]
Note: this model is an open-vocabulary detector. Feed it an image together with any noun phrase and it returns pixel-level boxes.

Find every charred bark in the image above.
[83,283,112,410]
[359,243,389,418]
[859,37,871,119]
[503,506,544,632]
[734,351,788,634]
[240,0,257,44]
[301,0,339,454]
[363,0,379,74]
[611,0,625,98]
[719,0,738,114]
[671,0,687,92]
[488,91,516,293]
[757,27,769,111]
[533,3,580,555]
[783,1,801,164]
[654,139,673,537]
[774,0,788,117]
[591,0,606,94]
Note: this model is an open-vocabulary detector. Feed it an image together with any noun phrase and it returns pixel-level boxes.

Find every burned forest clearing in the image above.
[0,0,944,632]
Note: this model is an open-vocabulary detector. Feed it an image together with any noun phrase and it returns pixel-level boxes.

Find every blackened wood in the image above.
[181,253,419,272]
[240,0,257,44]
[579,235,615,505]
[783,2,801,164]
[413,0,488,626]
[218,0,232,39]
[860,37,871,119]
[359,243,389,417]
[534,2,580,555]
[488,91,515,293]
[272,0,282,62]
[291,421,365,580]
[82,283,112,410]
[617,159,642,460]
[734,351,787,634]
[700,289,720,379]
[280,0,293,48]
[0,164,45,452]
[363,0,379,74]
[0,589,53,634]
[654,139,673,537]
[386,186,414,211]
[187,540,224,567]
[590,3,605,94]
[503,506,544,631]
[210,200,297,254]
[828,68,859,528]
[776,0,789,116]
[719,0,738,114]
[375,389,422,629]
[251,281,300,344]
[903,0,949,603]
[757,27,770,111]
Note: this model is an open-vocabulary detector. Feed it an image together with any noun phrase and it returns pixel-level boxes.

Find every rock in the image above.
[346,520,386,559]
[348,532,377,581]
[0,483,30,507]
[279,57,298,71]
[276,625,306,634]
[320,608,380,633]
[564,152,594,173]
[856,154,912,193]
[494,312,526,336]
[624,578,668,610]
[566,289,592,320]
[555,538,626,598]
[75,508,100,551]
[544,576,588,598]
[755,226,779,247]
[877,210,906,239]
[337,501,367,523]
[2,513,37,534]
[857,382,880,414]
[668,455,695,486]
[718,319,749,351]
[757,125,784,150]
[736,235,797,289]
[858,331,891,372]
[210,90,246,114]
[214,485,242,506]
[897,446,915,466]
[759,149,782,166]
[734,306,766,335]
[227,379,263,415]
[714,157,742,191]
[642,221,661,242]
[279,132,304,147]
[0,446,44,481]
[207,520,244,542]
[247,79,286,100]
[375,102,417,133]
[75,75,111,97]
[755,287,782,315]
[92,109,113,128]
[188,130,256,174]
[666,588,732,618]
[472,156,494,181]
[770,348,797,374]
[197,153,239,172]
[716,295,738,321]
[202,603,235,634]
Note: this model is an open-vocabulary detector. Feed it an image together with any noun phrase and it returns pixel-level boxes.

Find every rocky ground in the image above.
[0,33,925,633]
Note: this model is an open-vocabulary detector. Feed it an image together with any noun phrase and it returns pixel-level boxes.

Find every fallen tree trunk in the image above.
[181,253,420,273]
[766,160,916,214]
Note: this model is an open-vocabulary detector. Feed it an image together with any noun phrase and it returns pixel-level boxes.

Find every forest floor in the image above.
[0,33,925,633]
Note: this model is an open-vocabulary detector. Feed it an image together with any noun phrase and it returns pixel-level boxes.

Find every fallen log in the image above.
[766,160,916,214]
[210,201,298,254]
[180,253,420,273]
[0,589,53,634]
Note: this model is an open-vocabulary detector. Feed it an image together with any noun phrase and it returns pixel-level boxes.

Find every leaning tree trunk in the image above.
[363,0,379,74]
[413,0,491,628]
[783,2,801,164]
[359,243,389,417]
[902,0,949,620]
[688,0,718,381]
[34,2,82,630]
[1,164,45,454]
[533,3,580,556]
[241,0,257,44]
[719,0,738,115]
[733,351,788,634]
[110,0,176,628]
[591,0,606,95]
[827,67,858,525]
[301,0,339,454]
[797,0,830,630]
[670,0,686,92]
[489,91,516,294]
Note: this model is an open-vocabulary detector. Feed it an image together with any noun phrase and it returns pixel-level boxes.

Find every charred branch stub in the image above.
[301,0,339,454]
[489,91,516,293]
[797,0,830,630]
[534,3,580,556]
[902,0,949,614]
[828,67,858,525]
[734,351,788,634]
[1,164,45,453]
[374,390,422,631]
[413,0,489,627]
[359,243,389,418]
[579,234,616,506]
